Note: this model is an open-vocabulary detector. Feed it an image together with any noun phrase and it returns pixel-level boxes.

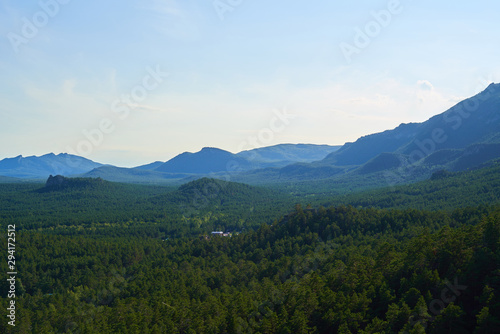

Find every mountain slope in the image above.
[0,153,103,179]
[355,153,408,175]
[322,83,500,167]
[329,159,500,210]
[322,122,420,166]
[237,144,341,166]
[420,143,500,172]
[134,161,164,170]
[398,83,500,156]
[155,147,253,174]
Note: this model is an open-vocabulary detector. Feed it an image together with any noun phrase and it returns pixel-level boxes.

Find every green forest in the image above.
[1,165,500,333]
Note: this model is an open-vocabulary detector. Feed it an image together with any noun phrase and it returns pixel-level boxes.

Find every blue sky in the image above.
[1,0,499,167]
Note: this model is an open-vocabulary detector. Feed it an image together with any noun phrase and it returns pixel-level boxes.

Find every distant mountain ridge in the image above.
[155,147,253,174]
[0,144,340,182]
[235,83,500,184]
[2,83,499,186]
[134,161,164,171]
[152,144,342,178]
[0,153,103,179]
[237,144,340,166]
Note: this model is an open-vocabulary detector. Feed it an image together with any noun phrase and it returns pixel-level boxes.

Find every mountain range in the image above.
[0,144,340,182]
[1,83,499,186]
[0,153,103,179]
[236,83,500,184]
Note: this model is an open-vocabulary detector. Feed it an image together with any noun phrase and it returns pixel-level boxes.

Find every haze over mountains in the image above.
[240,83,500,183]
[156,147,254,174]
[0,153,103,179]
[0,144,340,182]
[237,144,341,166]
[1,83,499,186]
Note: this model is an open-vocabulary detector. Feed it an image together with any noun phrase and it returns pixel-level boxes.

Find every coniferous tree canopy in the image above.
[0,170,499,333]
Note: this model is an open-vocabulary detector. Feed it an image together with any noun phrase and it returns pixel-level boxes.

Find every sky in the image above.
[1,0,500,167]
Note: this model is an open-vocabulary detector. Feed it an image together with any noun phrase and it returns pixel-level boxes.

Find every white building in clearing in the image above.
[211,231,231,237]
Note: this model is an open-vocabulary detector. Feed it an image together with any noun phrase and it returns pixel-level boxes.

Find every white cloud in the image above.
[416,79,434,91]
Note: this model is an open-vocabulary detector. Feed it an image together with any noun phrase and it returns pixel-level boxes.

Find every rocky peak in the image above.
[45,175,67,188]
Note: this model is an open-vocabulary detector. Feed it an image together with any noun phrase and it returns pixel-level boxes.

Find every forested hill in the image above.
[325,159,500,210]
[174,177,275,204]
[40,175,110,192]
[0,177,293,234]
[149,177,293,232]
